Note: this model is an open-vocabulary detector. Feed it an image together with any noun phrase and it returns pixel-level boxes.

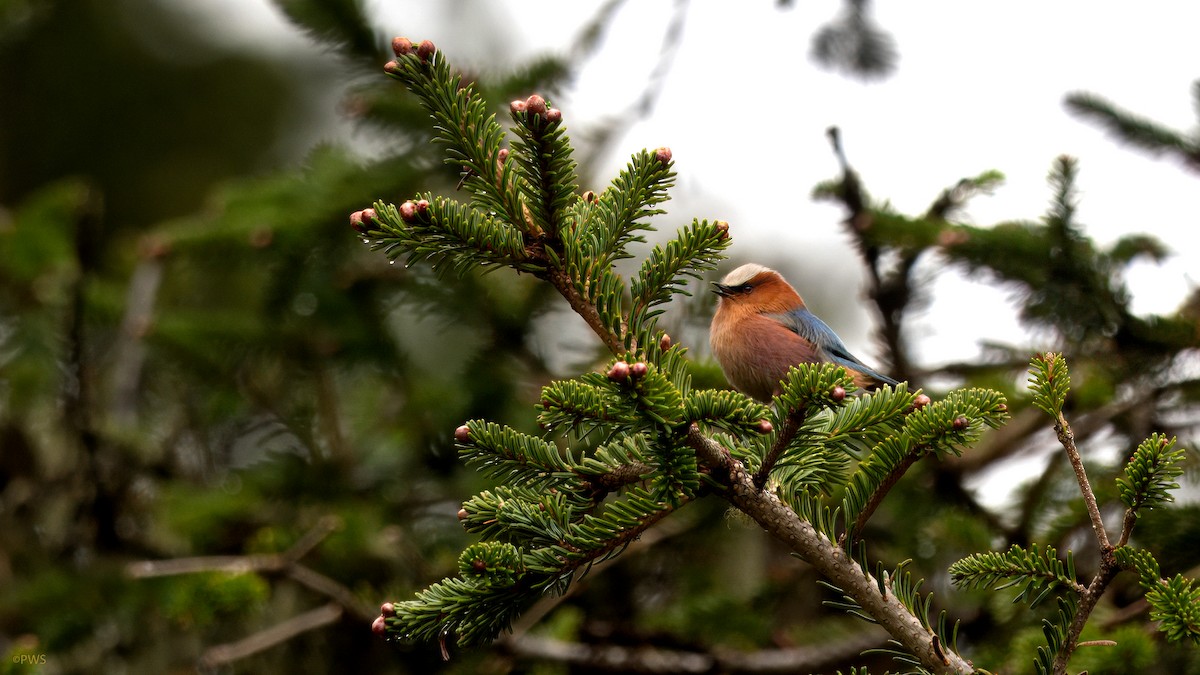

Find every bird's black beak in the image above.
[711,281,733,298]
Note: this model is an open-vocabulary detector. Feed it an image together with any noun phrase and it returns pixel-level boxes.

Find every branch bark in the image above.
[685,426,973,675]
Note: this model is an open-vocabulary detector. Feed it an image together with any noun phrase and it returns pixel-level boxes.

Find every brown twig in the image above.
[1048,409,1121,675]
[844,449,923,544]
[129,516,376,666]
[1053,412,1110,550]
[544,268,628,355]
[507,627,887,673]
[198,603,343,668]
[752,411,805,489]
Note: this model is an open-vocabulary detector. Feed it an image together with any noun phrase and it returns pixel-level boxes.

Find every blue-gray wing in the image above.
[767,307,899,386]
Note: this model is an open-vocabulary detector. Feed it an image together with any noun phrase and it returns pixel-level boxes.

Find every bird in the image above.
[709,263,898,402]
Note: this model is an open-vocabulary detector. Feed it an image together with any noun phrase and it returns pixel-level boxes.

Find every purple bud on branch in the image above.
[607,361,630,382]
[417,40,436,61]
[399,201,417,223]
[526,94,547,116]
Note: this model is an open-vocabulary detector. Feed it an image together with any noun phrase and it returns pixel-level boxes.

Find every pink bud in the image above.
[454,425,471,443]
[457,508,469,521]
[756,419,773,434]
[659,333,672,351]
[714,220,729,239]
[629,362,648,380]
[497,148,509,165]
[654,147,672,165]
[399,201,417,223]
[415,199,430,214]
[913,394,932,410]
[417,40,436,61]
[607,361,630,382]
[581,190,597,203]
[383,60,402,75]
[471,559,486,572]
[525,94,547,116]
[380,602,396,617]
[546,108,562,123]
[361,208,377,224]
[372,616,388,637]
[510,100,527,114]
[831,385,846,402]
[392,37,413,57]
[349,210,368,234]
[953,416,969,431]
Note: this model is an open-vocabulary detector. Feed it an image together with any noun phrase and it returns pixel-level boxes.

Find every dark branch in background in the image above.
[1065,86,1200,172]
[507,628,888,673]
[128,516,374,667]
[108,245,165,429]
[572,0,691,180]
[825,126,915,384]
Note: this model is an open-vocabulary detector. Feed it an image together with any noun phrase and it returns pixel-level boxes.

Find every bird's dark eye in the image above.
[736,283,753,293]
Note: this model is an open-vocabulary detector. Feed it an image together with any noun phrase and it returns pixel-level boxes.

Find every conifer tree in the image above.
[358,38,1199,675]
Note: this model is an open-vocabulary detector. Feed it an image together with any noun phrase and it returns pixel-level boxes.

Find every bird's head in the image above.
[712,263,804,313]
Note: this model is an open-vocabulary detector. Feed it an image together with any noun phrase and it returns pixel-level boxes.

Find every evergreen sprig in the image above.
[1115,547,1200,645]
[627,218,729,348]
[949,544,1082,606]
[1034,596,1078,675]
[382,46,522,228]
[369,194,533,274]
[1116,433,1186,514]
[1029,352,1070,416]
[508,96,577,240]
[456,420,576,490]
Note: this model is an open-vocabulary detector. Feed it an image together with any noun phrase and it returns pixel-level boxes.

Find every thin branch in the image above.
[502,510,698,643]
[753,410,805,489]
[545,268,628,355]
[506,628,887,673]
[198,603,343,668]
[685,425,972,675]
[1053,412,1110,550]
[129,514,377,667]
[845,448,923,543]
[1053,556,1121,675]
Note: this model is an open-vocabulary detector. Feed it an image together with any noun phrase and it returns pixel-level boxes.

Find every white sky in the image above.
[188,0,1200,511]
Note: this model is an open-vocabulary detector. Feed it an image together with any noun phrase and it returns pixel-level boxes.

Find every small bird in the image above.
[710,263,898,402]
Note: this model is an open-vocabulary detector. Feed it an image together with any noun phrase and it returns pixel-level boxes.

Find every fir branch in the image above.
[586,148,675,268]
[456,420,577,490]
[683,388,772,438]
[950,544,1085,599]
[1028,354,1110,551]
[627,218,730,349]
[383,46,525,228]
[368,194,533,273]
[684,425,974,674]
[1116,433,1185,522]
[1065,89,1200,169]
[509,95,577,240]
[1114,547,1200,645]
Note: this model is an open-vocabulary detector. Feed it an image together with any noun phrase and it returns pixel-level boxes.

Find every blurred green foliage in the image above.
[0,1,1197,673]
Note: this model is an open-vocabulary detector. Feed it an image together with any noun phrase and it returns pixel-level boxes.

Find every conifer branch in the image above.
[684,426,974,675]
